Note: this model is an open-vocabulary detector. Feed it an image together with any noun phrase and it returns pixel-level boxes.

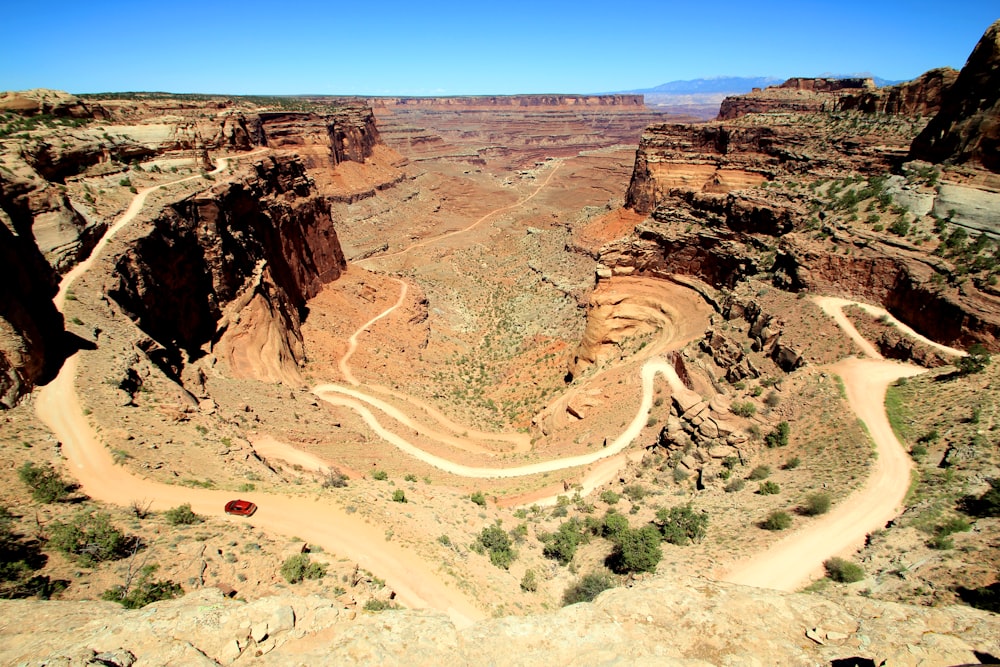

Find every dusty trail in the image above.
[35,151,483,627]
[360,160,562,265]
[720,296,965,590]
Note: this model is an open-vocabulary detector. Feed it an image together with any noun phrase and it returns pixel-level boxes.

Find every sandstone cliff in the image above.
[108,155,346,384]
[838,68,958,116]
[3,577,997,666]
[717,78,874,120]
[368,94,645,109]
[910,19,1000,172]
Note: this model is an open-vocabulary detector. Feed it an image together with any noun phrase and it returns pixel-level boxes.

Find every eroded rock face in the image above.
[717,77,875,120]
[3,578,997,666]
[910,19,1000,172]
[839,68,958,117]
[108,155,346,383]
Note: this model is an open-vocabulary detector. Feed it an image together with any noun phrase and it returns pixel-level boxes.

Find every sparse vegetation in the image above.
[47,511,130,566]
[470,490,487,506]
[475,523,516,569]
[280,553,327,583]
[655,504,708,545]
[520,569,538,592]
[765,422,790,448]
[562,571,615,606]
[18,462,73,503]
[757,481,780,495]
[164,503,202,526]
[801,493,831,516]
[761,510,792,531]
[823,557,864,583]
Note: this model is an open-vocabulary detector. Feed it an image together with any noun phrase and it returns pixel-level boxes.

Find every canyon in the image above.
[2,18,1000,666]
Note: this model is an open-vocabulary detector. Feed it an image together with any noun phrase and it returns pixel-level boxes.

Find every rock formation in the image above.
[108,155,346,385]
[910,19,1000,173]
[838,68,958,116]
[717,77,875,120]
[3,577,998,666]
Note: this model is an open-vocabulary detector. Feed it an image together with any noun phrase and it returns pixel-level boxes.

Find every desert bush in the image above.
[476,523,516,569]
[47,511,129,566]
[542,519,585,565]
[164,503,202,526]
[956,344,991,375]
[322,468,349,488]
[731,401,756,418]
[17,462,72,503]
[622,484,647,502]
[391,490,406,503]
[102,565,183,609]
[602,512,630,542]
[470,491,486,506]
[608,525,662,574]
[783,457,801,470]
[363,598,397,612]
[725,479,746,493]
[655,504,708,545]
[823,557,864,583]
[371,470,388,481]
[280,553,326,583]
[764,391,781,408]
[757,481,780,495]
[747,465,771,481]
[761,510,792,531]
[765,422,790,448]
[562,571,615,606]
[599,490,620,505]
[520,569,538,592]
[801,493,831,516]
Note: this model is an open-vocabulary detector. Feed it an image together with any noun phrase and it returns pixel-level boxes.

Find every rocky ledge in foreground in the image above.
[2,576,997,666]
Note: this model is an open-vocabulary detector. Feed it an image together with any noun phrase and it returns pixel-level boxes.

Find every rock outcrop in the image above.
[368,94,645,109]
[838,68,958,117]
[910,19,1000,172]
[3,578,998,666]
[717,77,875,120]
[108,155,346,384]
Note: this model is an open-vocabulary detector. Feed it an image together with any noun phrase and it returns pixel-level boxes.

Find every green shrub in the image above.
[17,462,72,503]
[927,534,954,550]
[761,510,792,531]
[542,519,584,565]
[608,525,662,574]
[757,481,780,495]
[562,571,615,606]
[725,479,746,493]
[599,490,620,505]
[765,422,790,448]
[371,470,388,481]
[470,491,486,506]
[764,391,781,408]
[164,503,202,526]
[391,490,406,503]
[520,569,538,592]
[363,598,397,612]
[622,484,647,502]
[783,457,801,470]
[476,523,516,569]
[731,401,756,418]
[602,512,630,542]
[748,465,771,481]
[823,557,864,583]
[802,493,831,516]
[280,553,326,583]
[102,565,183,609]
[47,512,129,566]
[404,474,417,482]
[956,344,991,375]
[655,504,708,545]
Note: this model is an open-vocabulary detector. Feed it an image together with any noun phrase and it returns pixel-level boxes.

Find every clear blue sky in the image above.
[1,1,996,95]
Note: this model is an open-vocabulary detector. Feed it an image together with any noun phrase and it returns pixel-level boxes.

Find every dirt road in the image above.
[35,152,484,627]
[721,295,963,590]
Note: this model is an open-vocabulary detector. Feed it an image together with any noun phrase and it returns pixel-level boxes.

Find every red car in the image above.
[224,499,257,516]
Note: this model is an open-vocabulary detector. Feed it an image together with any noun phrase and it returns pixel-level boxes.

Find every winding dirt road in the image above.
[720,296,964,590]
[35,153,484,627]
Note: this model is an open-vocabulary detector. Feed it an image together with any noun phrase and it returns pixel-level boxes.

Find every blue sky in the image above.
[0,1,996,95]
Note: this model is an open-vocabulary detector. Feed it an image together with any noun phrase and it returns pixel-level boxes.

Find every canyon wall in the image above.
[108,155,346,383]
[367,94,645,109]
[910,19,1000,173]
